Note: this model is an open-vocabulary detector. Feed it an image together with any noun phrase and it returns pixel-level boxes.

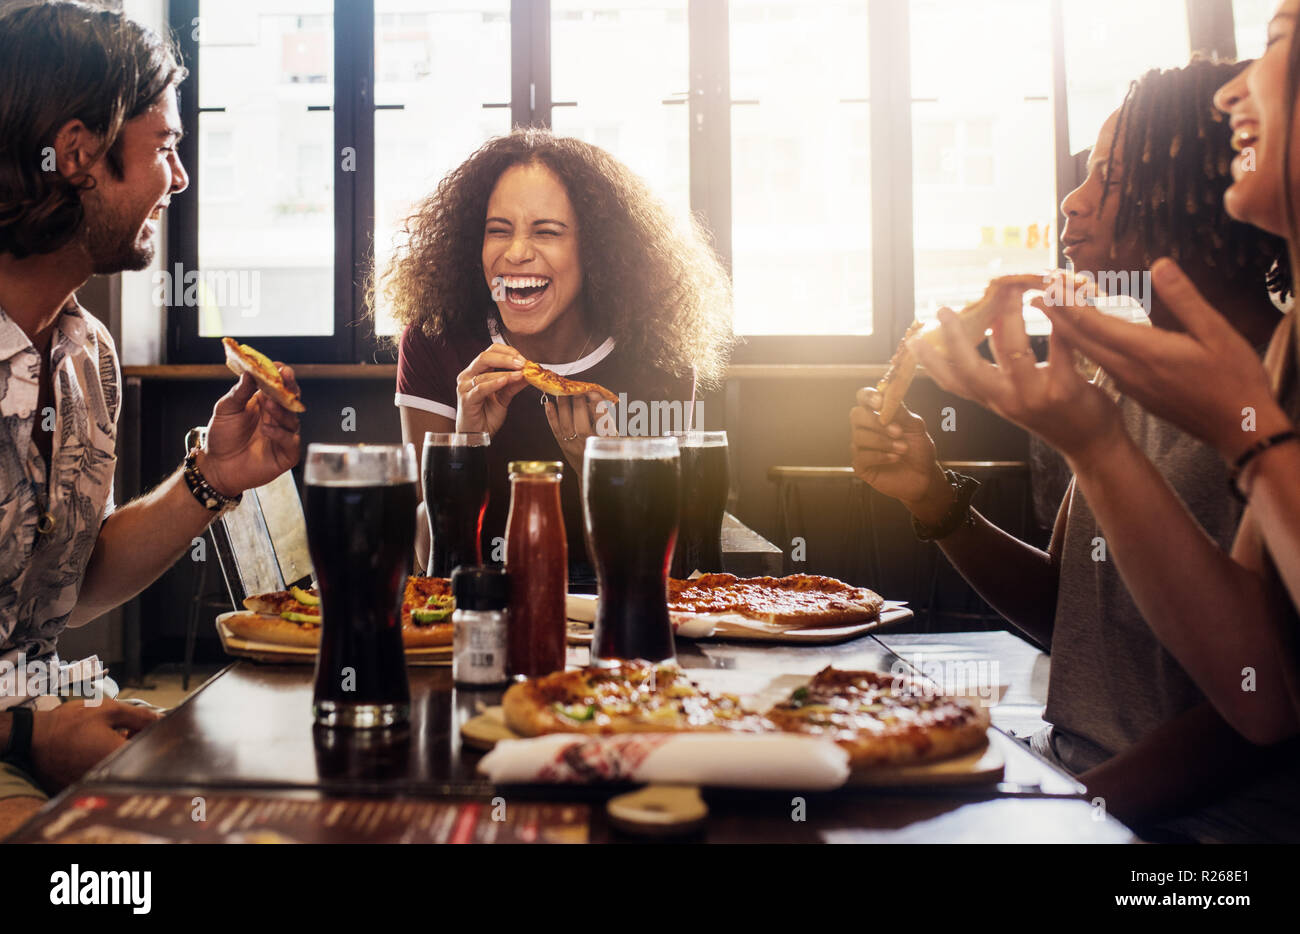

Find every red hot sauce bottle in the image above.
[504,461,568,677]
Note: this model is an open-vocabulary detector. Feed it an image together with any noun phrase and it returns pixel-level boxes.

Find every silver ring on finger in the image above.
[564,432,579,441]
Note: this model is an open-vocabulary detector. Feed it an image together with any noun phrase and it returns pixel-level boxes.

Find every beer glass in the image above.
[422,432,490,576]
[668,430,730,578]
[583,437,680,664]
[306,443,417,728]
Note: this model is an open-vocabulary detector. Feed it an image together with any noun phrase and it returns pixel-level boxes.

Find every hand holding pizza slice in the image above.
[872,273,1050,425]
[222,337,306,413]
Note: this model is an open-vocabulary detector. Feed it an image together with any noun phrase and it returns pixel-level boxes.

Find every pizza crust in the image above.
[223,611,321,647]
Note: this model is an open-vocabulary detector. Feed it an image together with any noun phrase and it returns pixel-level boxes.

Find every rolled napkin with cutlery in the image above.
[478,732,850,790]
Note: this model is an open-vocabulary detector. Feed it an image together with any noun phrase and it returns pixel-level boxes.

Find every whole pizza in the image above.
[222,576,456,649]
[501,663,990,770]
[667,573,884,629]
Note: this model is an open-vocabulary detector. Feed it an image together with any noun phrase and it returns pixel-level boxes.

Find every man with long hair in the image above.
[0,2,301,836]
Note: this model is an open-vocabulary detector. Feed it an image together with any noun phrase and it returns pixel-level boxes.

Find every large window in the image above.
[1233,0,1276,58]
[371,1,512,336]
[730,1,871,337]
[910,0,1055,327]
[166,0,1218,364]
[195,0,335,338]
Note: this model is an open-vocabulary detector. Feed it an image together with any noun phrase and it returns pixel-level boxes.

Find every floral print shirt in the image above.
[0,301,119,673]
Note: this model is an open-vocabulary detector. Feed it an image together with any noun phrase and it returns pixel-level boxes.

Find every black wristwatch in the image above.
[912,470,981,542]
[1,706,36,776]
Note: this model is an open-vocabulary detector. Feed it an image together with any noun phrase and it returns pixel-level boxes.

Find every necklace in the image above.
[497,317,594,368]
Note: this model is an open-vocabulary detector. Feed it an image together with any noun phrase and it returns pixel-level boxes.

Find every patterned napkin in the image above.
[479,732,849,790]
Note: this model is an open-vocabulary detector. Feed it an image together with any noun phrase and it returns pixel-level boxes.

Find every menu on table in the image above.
[11,790,590,844]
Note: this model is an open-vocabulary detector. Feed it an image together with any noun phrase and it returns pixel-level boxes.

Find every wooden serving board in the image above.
[459,704,1003,787]
[215,612,453,666]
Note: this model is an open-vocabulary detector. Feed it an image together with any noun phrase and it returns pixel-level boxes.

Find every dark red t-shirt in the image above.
[395,317,696,576]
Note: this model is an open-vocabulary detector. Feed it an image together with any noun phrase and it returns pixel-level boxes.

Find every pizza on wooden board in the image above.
[666,573,884,629]
[501,663,991,770]
[222,576,455,649]
[521,360,619,405]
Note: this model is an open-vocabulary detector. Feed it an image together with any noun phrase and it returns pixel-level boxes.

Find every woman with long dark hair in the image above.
[382,129,732,574]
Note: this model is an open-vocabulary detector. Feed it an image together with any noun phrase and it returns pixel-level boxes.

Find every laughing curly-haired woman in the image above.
[382,128,733,576]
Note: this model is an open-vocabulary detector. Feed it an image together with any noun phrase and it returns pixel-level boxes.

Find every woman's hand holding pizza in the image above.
[543,392,610,474]
[455,345,529,435]
[849,393,951,519]
[1041,258,1291,463]
[910,286,1126,472]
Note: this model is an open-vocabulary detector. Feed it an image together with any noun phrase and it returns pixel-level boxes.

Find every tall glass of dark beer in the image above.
[422,432,490,576]
[306,443,417,728]
[583,437,680,665]
[668,430,730,578]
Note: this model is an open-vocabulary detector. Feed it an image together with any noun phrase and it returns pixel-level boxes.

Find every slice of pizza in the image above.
[502,661,772,737]
[521,360,618,405]
[666,573,884,630]
[766,667,991,769]
[222,337,306,413]
[873,273,1049,425]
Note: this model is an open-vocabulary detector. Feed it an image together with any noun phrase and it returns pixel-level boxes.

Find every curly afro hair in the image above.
[375,128,734,386]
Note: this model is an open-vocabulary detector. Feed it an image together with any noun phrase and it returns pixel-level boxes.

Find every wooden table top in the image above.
[18,633,1133,844]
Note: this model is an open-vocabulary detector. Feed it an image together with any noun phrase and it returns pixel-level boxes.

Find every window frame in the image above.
[164,0,1226,366]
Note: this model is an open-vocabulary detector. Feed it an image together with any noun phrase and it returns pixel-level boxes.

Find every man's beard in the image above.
[78,197,153,275]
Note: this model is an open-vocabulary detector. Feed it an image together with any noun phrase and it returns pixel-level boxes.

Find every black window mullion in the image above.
[339,0,379,364]
[1186,0,1236,58]
[165,0,353,363]
[166,0,200,364]
[513,0,549,127]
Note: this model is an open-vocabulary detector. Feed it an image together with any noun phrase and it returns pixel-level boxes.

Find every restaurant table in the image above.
[10,632,1133,844]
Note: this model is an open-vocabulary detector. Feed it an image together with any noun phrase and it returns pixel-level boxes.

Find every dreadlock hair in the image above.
[1103,57,1291,300]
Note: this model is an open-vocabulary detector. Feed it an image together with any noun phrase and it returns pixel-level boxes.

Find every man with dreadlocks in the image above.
[851,59,1299,841]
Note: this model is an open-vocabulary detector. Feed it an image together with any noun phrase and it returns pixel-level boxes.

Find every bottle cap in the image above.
[451,566,510,611]
[508,460,563,478]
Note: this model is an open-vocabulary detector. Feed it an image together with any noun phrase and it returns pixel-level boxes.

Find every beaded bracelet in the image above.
[183,447,243,513]
[912,471,981,542]
[1229,429,1300,502]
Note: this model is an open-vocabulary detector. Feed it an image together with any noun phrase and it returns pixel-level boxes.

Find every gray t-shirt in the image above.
[1043,388,1242,770]
[1037,377,1300,842]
